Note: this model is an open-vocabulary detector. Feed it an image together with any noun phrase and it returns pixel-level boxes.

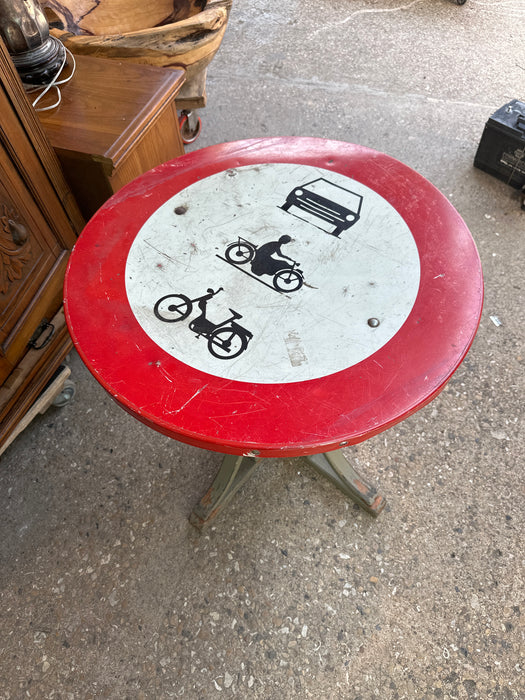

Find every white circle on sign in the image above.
[125,163,420,383]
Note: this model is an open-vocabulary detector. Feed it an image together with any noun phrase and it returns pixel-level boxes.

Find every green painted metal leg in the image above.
[304,450,386,516]
[189,454,260,529]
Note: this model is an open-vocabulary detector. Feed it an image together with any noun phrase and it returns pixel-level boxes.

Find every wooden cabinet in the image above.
[38,55,186,220]
[0,146,68,384]
[0,40,187,452]
[0,39,83,450]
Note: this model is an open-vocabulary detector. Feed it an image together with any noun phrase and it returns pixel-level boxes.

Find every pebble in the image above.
[224,671,233,688]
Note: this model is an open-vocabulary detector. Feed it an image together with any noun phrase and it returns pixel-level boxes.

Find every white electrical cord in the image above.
[23,42,76,112]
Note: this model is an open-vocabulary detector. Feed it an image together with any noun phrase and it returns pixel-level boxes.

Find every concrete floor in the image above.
[1,0,524,698]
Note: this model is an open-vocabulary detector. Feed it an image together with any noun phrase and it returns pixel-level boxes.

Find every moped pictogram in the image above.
[154,287,252,360]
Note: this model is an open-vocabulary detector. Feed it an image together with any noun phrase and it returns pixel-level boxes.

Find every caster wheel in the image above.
[179,111,202,144]
[52,379,76,407]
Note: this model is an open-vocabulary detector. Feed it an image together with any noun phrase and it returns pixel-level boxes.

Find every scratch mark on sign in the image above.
[143,239,192,269]
[158,366,174,384]
[172,386,206,413]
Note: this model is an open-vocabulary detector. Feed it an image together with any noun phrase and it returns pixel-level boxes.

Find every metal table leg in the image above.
[189,453,260,529]
[304,450,386,516]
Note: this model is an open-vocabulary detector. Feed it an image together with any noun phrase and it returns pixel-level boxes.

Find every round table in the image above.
[64,138,483,526]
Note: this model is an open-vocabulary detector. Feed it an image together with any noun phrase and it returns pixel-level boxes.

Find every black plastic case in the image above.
[474,99,525,189]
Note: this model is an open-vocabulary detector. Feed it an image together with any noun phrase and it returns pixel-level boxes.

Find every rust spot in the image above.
[201,489,214,506]
[370,495,386,516]
[353,479,369,496]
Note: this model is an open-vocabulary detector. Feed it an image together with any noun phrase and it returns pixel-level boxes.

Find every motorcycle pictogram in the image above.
[223,236,304,293]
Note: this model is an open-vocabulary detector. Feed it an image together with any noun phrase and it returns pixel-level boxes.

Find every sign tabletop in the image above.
[64,138,483,457]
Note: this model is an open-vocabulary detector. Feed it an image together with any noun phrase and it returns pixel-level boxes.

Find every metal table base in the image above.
[189,449,386,529]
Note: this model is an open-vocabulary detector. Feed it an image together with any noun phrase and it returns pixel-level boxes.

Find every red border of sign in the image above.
[64,138,483,457]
